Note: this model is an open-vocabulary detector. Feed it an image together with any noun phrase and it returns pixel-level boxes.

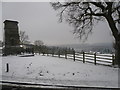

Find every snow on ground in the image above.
[0,55,119,88]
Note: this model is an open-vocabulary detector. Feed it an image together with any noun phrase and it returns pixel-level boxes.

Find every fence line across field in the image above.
[39,51,115,67]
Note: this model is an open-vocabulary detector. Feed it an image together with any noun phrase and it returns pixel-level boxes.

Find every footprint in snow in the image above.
[63,74,66,76]
[72,73,75,75]
[29,63,32,66]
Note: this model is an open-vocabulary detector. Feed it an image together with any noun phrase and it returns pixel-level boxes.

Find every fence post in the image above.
[42,52,45,56]
[65,53,67,59]
[94,53,96,65]
[112,54,115,66]
[52,53,54,57]
[6,63,9,72]
[73,50,75,61]
[58,50,60,58]
[83,52,85,63]
[47,53,49,56]
[46,50,48,56]
[65,50,67,59]
[52,51,54,57]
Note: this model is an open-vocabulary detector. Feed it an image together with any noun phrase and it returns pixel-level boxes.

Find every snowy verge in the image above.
[1,55,119,88]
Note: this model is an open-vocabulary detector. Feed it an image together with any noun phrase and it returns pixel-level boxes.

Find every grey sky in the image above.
[2,2,114,45]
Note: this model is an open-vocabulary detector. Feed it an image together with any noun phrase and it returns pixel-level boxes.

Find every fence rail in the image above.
[40,51,115,67]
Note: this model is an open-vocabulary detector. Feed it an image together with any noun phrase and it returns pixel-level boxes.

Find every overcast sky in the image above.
[1,2,114,46]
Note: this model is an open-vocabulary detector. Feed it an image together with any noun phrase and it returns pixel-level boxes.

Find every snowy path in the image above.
[0,55,119,88]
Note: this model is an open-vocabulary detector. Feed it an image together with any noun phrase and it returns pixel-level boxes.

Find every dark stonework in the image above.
[3,20,20,55]
[4,20,20,46]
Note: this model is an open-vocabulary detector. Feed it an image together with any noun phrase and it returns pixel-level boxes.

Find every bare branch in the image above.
[51,1,120,41]
[90,2,106,12]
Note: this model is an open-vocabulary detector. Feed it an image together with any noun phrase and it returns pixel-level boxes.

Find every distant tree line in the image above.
[34,42,74,55]
[84,47,114,54]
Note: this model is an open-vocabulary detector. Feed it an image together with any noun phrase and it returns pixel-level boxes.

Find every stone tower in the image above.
[4,20,20,46]
[3,20,20,55]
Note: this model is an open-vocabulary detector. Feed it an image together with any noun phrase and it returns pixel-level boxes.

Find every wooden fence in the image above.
[40,51,115,67]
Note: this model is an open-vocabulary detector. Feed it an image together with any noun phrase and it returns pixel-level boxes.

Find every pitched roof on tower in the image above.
[4,20,18,24]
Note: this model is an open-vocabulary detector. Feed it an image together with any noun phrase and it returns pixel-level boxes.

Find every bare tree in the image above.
[34,40,44,46]
[19,31,30,44]
[34,40,44,54]
[51,1,120,66]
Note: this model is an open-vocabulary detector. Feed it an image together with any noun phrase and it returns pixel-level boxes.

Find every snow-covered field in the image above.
[0,55,119,88]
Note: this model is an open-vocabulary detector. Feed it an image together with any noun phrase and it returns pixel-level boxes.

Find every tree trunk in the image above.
[115,36,120,67]
[105,14,120,67]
